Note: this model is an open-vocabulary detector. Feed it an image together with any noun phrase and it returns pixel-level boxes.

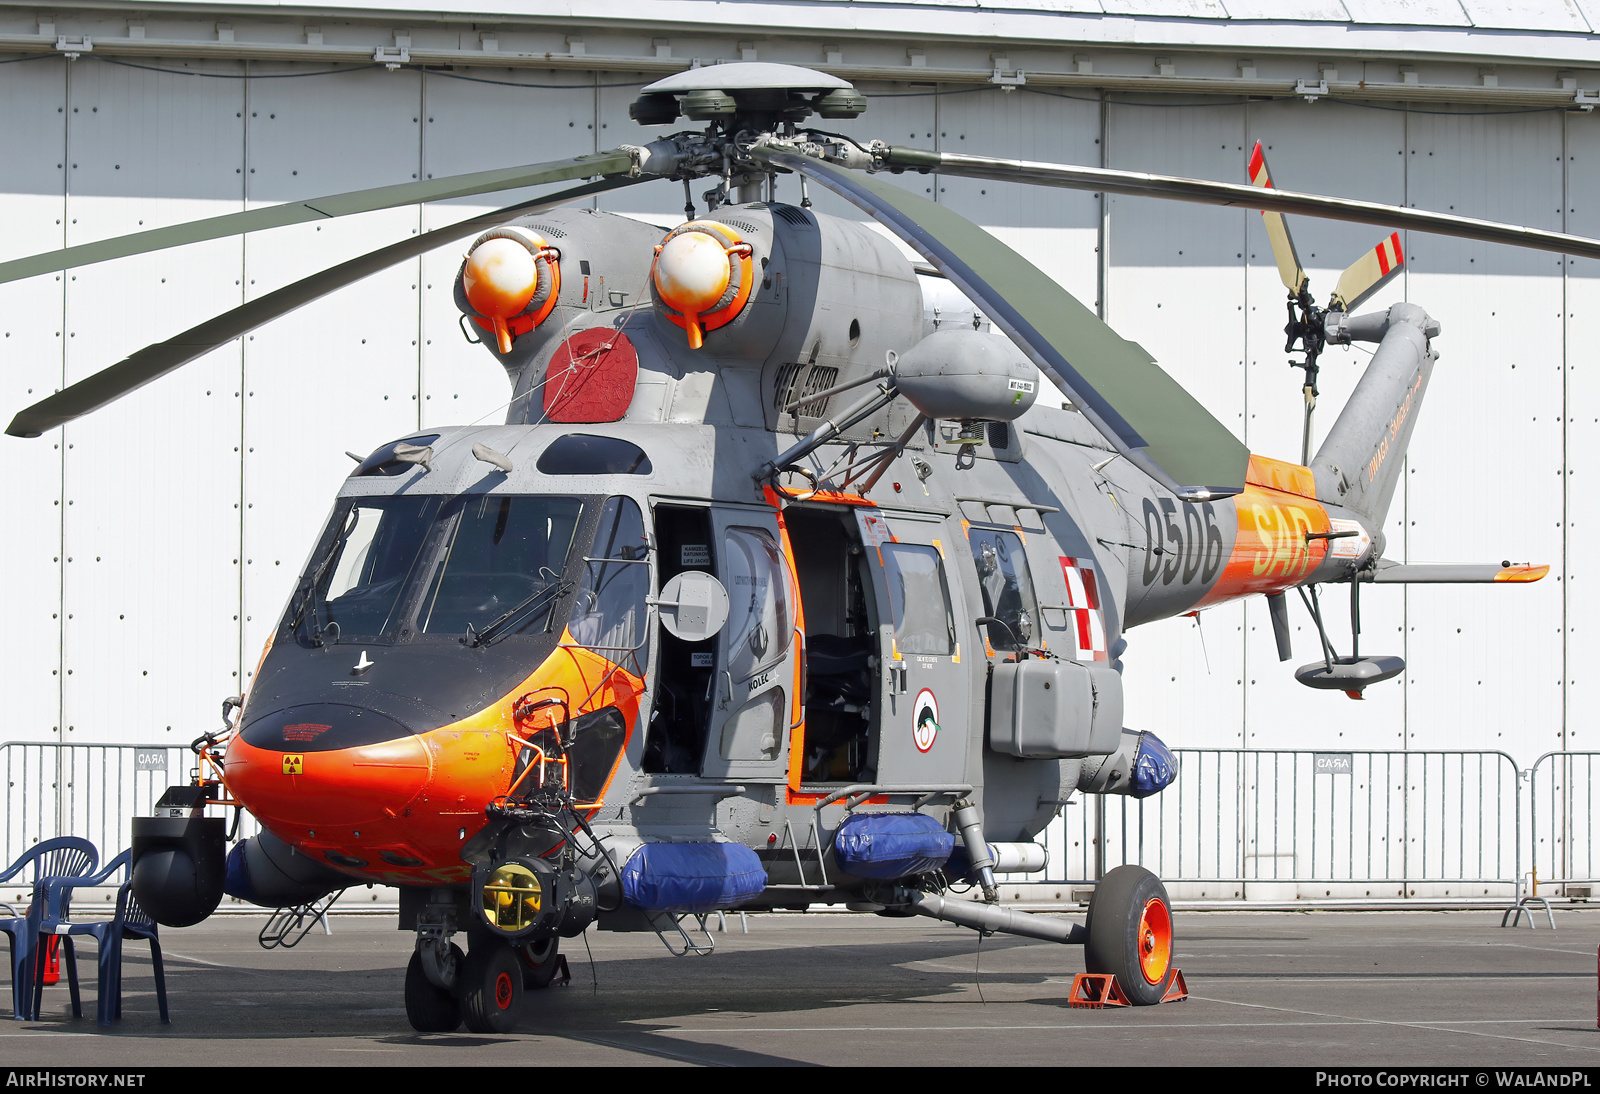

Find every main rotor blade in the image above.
[1247,142,1308,296]
[6,175,639,438]
[1330,232,1405,312]
[881,147,1600,262]
[763,149,1248,499]
[0,150,635,285]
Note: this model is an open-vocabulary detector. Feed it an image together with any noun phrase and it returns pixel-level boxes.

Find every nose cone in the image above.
[225,722,432,829]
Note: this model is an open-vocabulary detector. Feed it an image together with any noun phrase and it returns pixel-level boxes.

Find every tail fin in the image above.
[1310,302,1440,528]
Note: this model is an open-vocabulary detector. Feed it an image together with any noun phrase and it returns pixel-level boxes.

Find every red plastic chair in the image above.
[0,837,98,1020]
[31,850,168,1025]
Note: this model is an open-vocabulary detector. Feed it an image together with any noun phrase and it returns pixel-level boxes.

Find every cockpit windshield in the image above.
[291,493,589,644]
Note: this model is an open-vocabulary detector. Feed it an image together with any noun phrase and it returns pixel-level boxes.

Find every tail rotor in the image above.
[1248,142,1407,465]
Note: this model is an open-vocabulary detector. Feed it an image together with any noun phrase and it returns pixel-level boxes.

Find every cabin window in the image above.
[879,543,955,656]
[569,496,650,653]
[536,434,652,475]
[966,527,1039,652]
[721,527,792,683]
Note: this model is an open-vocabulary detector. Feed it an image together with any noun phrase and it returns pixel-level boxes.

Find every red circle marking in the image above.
[494,970,514,1009]
[543,328,638,423]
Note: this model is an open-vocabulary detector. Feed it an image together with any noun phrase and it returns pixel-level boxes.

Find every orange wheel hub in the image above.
[1137,898,1172,984]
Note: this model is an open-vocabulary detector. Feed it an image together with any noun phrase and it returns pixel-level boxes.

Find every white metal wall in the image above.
[0,53,1587,776]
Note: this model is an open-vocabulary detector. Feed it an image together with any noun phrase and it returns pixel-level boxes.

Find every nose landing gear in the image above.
[404,942,463,1032]
[403,930,567,1033]
[460,942,525,1033]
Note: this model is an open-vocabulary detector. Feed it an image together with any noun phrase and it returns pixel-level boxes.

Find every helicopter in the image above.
[3,61,1579,1032]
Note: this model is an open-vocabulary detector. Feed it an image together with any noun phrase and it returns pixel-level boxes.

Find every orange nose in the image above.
[224,732,432,829]
[463,238,540,353]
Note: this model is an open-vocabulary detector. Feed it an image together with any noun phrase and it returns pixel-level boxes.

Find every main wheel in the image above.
[1084,865,1174,1006]
[519,938,563,990]
[404,946,463,1032]
[460,942,523,1033]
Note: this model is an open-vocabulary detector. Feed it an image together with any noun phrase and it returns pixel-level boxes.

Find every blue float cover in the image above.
[834,812,954,879]
[222,842,257,905]
[1129,731,1179,798]
[621,842,767,912]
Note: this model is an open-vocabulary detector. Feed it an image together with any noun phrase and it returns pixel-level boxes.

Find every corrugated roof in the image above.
[189,0,1600,59]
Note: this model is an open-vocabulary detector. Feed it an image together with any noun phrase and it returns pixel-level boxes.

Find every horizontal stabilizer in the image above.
[1367,560,1549,584]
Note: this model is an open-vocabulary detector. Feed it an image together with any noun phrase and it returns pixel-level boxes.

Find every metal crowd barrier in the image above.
[1527,751,1600,901]
[0,742,1593,908]
[1030,749,1527,902]
[0,741,258,888]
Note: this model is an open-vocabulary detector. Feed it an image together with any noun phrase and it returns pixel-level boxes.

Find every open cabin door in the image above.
[701,505,796,780]
[641,499,796,781]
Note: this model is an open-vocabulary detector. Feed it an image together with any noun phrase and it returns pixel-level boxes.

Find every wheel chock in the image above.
[1067,970,1189,1009]
[1068,973,1129,1008]
[551,954,572,988]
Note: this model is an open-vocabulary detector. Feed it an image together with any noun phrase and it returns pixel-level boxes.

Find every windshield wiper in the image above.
[468,580,571,648]
[288,541,346,647]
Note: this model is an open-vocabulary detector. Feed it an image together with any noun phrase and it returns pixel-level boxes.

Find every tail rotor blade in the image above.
[5,175,640,438]
[1329,231,1405,312]
[0,150,635,286]
[1247,142,1308,296]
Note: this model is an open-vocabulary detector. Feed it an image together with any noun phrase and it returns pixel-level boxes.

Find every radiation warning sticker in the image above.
[912,689,939,753]
[282,754,304,775]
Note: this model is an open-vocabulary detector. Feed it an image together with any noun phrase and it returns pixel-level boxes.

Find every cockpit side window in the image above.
[568,496,650,653]
[966,527,1039,652]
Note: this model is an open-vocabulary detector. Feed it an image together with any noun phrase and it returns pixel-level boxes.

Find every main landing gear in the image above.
[1084,865,1176,1005]
[898,861,1178,1007]
[404,933,565,1033]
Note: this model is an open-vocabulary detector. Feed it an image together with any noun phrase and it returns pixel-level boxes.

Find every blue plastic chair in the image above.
[0,837,98,1021]
[31,850,169,1026]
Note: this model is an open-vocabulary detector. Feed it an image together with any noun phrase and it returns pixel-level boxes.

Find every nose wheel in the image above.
[404,943,464,1032]
[460,940,524,1033]
[1083,865,1175,1006]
